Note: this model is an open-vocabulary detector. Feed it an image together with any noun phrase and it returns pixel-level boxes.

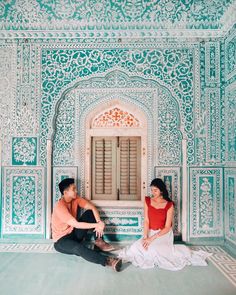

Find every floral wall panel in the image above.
[189,168,223,238]
[2,167,45,237]
[225,168,236,246]
[12,137,37,166]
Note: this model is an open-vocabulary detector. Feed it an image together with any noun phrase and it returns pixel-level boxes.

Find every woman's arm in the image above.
[143,201,149,239]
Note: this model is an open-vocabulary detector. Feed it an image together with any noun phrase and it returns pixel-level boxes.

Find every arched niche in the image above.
[84,99,148,207]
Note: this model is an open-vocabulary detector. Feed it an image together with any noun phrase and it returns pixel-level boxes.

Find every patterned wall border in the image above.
[0,1,235,39]
[0,44,17,167]
[205,88,221,163]
[154,167,181,234]
[205,42,220,85]
[0,29,229,40]
[97,207,143,235]
[225,81,236,163]
[225,27,236,81]
[14,42,39,138]
[2,167,45,236]
[52,166,77,205]
[189,167,223,238]
[225,168,236,246]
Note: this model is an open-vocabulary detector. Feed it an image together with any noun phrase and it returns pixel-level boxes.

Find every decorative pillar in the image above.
[0,139,2,169]
[0,139,2,237]
[46,139,52,239]
[182,138,188,242]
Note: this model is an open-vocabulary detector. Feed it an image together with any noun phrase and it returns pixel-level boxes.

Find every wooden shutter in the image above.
[118,137,141,200]
[92,136,141,201]
[92,137,117,200]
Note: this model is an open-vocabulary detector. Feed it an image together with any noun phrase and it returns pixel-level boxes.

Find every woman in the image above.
[119,178,211,271]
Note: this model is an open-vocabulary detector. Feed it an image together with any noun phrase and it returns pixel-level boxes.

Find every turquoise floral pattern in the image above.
[0,0,234,30]
[12,176,35,225]
[190,168,223,238]
[12,137,37,166]
[3,168,44,236]
[40,47,194,165]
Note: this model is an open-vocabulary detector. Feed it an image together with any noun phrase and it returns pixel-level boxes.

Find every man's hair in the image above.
[58,178,75,195]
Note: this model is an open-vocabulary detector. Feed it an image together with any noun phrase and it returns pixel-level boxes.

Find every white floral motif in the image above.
[13,138,37,165]
[104,217,138,226]
[199,177,214,229]
[12,176,35,225]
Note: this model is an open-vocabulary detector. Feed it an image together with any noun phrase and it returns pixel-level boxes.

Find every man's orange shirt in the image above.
[51,196,88,242]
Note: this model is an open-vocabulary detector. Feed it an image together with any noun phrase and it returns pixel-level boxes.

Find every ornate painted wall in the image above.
[224,24,236,248]
[0,1,235,248]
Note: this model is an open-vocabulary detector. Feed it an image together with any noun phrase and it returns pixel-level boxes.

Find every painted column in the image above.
[182,138,188,242]
[46,139,52,239]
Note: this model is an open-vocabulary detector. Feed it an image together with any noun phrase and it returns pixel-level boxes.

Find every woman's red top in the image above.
[145,197,174,230]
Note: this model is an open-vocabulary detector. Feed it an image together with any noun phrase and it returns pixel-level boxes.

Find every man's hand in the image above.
[94,221,105,238]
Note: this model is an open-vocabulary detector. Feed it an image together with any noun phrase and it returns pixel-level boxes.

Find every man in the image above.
[51,178,122,271]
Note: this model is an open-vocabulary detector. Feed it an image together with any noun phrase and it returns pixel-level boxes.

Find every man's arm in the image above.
[56,200,102,233]
[78,198,105,237]
[66,218,98,230]
[83,201,101,223]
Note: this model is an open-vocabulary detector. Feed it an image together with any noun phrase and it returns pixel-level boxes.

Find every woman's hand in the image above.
[142,237,153,250]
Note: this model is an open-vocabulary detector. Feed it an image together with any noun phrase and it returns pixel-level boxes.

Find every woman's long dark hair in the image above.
[150,178,173,203]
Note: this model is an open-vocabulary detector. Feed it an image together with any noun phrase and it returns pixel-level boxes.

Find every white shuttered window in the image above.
[92,136,141,201]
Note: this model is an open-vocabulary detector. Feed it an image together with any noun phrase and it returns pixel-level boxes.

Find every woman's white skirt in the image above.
[118,230,212,271]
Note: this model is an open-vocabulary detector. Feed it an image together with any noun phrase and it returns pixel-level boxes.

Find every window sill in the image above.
[90,200,143,208]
